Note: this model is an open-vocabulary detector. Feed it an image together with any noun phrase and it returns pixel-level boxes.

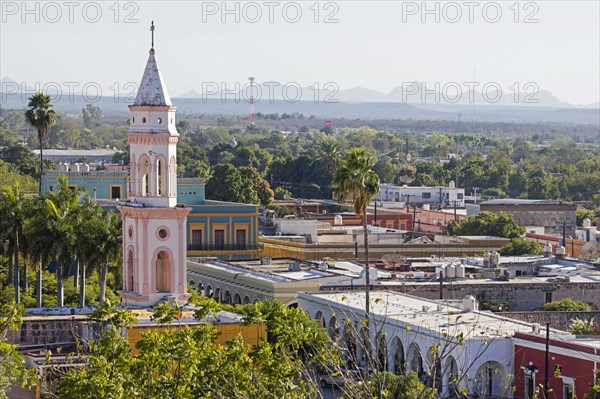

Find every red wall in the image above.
[513,333,596,399]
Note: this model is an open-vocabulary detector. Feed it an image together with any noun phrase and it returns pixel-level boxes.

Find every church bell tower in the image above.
[118,22,191,306]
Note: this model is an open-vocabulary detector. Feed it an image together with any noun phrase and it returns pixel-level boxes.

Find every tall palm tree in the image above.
[44,176,81,306]
[317,140,341,174]
[331,147,380,327]
[96,211,122,304]
[74,199,104,307]
[1,183,31,303]
[25,93,57,197]
[25,198,55,307]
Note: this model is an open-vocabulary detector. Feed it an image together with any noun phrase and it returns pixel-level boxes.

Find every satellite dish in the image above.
[579,242,598,261]
[382,253,406,268]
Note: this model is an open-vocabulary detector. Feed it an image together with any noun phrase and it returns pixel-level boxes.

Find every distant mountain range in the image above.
[2,76,599,125]
[178,81,600,109]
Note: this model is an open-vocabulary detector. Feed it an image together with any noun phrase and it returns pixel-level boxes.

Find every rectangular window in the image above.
[191,229,202,249]
[516,270,523,276]
[236,230,246,249]
[214,230,225,250]
[563,383,574,399]
[111,185,122,200]
[545,292,553,303]
[457,193,464,199]
[525,375,534,399]
[422,192,432,199]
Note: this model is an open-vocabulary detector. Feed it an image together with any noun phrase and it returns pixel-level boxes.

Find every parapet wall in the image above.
[321,281,600,312]
[496,311,600,331]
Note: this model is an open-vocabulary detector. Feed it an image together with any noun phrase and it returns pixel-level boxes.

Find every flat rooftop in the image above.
[187,257,364,283]
[300,291,571,339]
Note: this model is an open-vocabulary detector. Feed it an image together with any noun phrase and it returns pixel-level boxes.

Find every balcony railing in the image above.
[188,243,261,251]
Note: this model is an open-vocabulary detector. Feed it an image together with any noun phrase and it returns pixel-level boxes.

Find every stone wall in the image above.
[496,311,600,331]
[322,281,600,312]
[6,316,95,346]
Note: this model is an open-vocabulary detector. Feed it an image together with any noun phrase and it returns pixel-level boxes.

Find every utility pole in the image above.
[439,271,444,299]
[404,194,413,213]
[452,200,458,220]
[544,323,550,398]
[562,221,566,247]
[412,205,417,232]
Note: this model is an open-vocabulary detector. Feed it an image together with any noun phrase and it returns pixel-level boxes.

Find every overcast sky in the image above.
[1,1,599,105]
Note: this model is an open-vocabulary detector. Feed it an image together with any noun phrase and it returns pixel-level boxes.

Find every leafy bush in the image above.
[540,298,590,311]
[569,318,600,335]
[498,238,543,256]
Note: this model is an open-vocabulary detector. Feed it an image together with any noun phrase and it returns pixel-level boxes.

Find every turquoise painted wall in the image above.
[42,171,259,260]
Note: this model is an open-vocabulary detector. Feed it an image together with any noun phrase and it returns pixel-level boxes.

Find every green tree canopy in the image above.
[540,298,590,311]
[446,211,525,238]
[498,238,543,256]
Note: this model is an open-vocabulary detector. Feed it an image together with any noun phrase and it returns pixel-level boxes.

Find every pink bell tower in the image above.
[118,22,191,306]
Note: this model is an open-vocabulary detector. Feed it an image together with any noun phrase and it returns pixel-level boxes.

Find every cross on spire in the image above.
[150,21,155,49]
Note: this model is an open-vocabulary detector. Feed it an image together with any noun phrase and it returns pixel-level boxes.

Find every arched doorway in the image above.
[233,292,241,305]
[243,296,251,304]
[155,251,170,292]
[223,290,231,304]
[376,333,387,371]
[197,281,204,293]
[427,347,443,392]
[328,317,340,342]
[214,287,222,302]
[443,356,459,396]
[315,311,325,328]
[391,336,405,375]
[474,361,507,398]
[407,343,424,380]
[205,285,213,298]
[343,320,358,369]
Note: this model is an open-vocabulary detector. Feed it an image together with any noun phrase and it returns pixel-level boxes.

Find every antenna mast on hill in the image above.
[249,77,256,126]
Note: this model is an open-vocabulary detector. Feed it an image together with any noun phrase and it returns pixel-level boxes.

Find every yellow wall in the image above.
[127,322,266,353]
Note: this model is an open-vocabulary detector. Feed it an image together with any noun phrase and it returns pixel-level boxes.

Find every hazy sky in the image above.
[2,1,599,105]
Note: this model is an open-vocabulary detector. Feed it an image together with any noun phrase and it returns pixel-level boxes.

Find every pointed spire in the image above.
[132,21,172,107]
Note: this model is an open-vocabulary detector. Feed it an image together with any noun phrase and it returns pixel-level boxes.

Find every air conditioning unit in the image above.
[288,263,302,272]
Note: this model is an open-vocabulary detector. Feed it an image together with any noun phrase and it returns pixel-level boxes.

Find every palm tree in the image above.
[25,198,55,307]
[1,183,31,303]
[96,211,121,304]
[317,140,341,174]
[73,199,110,307]
[25,93,57,197]
[44,176,81,306]
[331,147,380,328]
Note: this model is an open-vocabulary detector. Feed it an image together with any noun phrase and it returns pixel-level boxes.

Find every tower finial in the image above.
[150,20,155,49]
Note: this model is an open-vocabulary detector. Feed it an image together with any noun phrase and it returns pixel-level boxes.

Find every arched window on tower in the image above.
[157,158,162,196]
[140,156,150,197]
[169,155,177,196]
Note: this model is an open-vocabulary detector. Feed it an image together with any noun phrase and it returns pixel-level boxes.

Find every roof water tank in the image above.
[447,265,456,278]
[456,264,465,278]
[583,218,592,228]
[556,246,566,255]
[423,203,430,210]
[449,180,455,188]
[334,215,343,226]
[462,295,478,312]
